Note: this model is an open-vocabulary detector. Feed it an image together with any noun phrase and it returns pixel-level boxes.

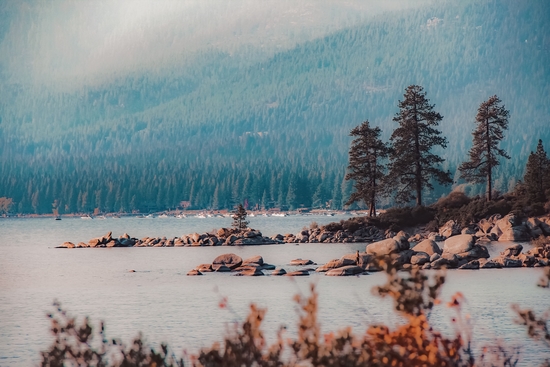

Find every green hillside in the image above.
[1,0,548,214]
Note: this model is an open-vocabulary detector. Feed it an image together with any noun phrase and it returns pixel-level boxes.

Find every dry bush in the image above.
[40,301,183,367]
[42,262,546,367]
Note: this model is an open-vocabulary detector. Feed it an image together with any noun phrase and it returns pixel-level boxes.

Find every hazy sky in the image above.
[0,0,430,86]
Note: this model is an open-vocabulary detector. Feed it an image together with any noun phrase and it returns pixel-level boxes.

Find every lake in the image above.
[1,215,549,366]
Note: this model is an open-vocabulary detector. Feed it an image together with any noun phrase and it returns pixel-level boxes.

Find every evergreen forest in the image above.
[0,0,548,214]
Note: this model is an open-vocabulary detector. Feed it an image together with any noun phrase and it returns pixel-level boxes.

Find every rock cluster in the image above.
[438,214,550,243]
[57,228,279,248]
[272,226,384,244]
[187,253,318,276]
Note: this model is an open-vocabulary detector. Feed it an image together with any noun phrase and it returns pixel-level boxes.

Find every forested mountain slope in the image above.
[0,0,548,214]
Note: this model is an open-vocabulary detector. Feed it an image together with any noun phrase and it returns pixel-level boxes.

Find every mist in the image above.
[0,0,430,87]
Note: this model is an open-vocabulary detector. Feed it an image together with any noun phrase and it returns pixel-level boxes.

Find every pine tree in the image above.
[231,204,249,232]
[345,120,389,217]
[387,85,452,206]
[523,139,550,203]
[459,95,510,201]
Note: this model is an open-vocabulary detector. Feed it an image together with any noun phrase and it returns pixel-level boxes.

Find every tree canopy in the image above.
[459,95,510,201]
[345,121,389,217]
[387,85,452,206]
[523,139,550,203]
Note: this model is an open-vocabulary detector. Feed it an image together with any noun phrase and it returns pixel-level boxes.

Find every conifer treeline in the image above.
[0,0,548,214]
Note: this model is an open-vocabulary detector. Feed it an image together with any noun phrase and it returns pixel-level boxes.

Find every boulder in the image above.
[213,265,232,272]
[458,260,480,270]
[366,238,401,256]
[119,238,135,247]
[498,227,530,242]
[443,235,475,254]
[441,252,460,268]
[57,241,75,248]
[457,245,490,261]
[340,252,372,266]
[261,263,276,270]
[285,270,310,276]
[196,264,213,272]
[430,253,441,262]
[412,239,442,256]
[410,252,430,266]
[502,244,523,257]
[88,238,101,248]
[325,265,363,276]
[478,219,493,234]
[76,242,88,248]
[422,263,432,270]
[517,254,536,267]
[290,259,315,266]
[106,240,118,248]
[439,220,461,238]
[212,253,243,269]
[525,218,543,237]
[393,231,410,246]
[239,268,265,276]
[495,214,518,233]
[315,258,355,272]
[431,257,449,269]
[493,256,522,268]
[430,233,446,242]
[479,259,502,269]
[243,255,264,266]
[190,233,201,243]
[461,227,477,235]
[272,268,287,276]
[187,269,202,276]
[364,262,383,272]
[392,249,415,266]
[100,231,113,243]
[217,228,230,238]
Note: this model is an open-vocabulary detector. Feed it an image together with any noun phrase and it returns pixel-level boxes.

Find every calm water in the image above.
[1,215,549,366]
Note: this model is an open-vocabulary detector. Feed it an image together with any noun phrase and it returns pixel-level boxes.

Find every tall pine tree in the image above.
[523,139,550,203]
[459,95,510,201]
[387,85,452,206]
[345,120,389,217]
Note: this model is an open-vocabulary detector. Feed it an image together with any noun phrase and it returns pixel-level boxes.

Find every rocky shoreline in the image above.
[57,213,550,274]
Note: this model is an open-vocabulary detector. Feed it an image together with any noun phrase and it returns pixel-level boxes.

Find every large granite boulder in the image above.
[325,265,363,276]
[392,249,415,266]
[196,264,213,272]
[439,220,461,238]
[525,218,543,238]
[456,245,490,261]
[212,253,243,269]
[410,252,430,266]
[498,226,530,241]
[340,252,372,266]
[443,235,475,254]
[285,270,310,276]
[493,256,522,268]
[502,244,523,257]
[478,218,493,234]
[366,238,401,256]
[412,239,442,256]
[315,258,355,272]
[458,260,480,270]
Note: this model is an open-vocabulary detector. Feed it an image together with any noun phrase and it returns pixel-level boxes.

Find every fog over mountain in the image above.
[0,0,428,86]
[0,0,548,214]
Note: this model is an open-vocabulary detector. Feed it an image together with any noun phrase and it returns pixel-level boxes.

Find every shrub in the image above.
[42,261,550,367]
